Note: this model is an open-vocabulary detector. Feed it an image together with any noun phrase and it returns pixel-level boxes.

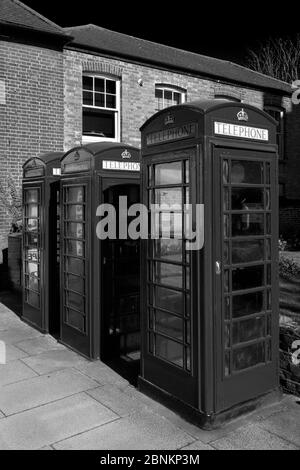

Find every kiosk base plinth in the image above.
[138,377,282,430]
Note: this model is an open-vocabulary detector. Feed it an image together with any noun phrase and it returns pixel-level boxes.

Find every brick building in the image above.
[0,0,298,255]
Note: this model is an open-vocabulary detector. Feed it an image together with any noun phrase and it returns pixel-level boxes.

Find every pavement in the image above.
[0,302,300,451]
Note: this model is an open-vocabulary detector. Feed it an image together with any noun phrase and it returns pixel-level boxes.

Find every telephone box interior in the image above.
[60,142,141,384]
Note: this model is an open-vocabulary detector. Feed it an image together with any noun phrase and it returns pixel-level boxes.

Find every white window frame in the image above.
[82,73,121,144]
[155,85,187,111]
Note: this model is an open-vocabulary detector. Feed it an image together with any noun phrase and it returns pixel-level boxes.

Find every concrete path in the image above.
[0,303,299,450]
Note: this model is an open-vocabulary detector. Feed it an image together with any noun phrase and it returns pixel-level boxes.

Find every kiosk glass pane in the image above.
[156,310,183,340]
[154,239,182,262]
[232,240,265,264]
[231,161,264,185]
[63,185,87,334]
[23,187,41,309]
[155,336,184,368]
[221,156,274,377]
[147,156,192,374]
[232,188,265,210]
[155,287,183,315]
[155,162,182,186]
[154,262,183,289]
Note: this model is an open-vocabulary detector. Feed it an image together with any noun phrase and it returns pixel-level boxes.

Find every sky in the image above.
[21,1,300,65]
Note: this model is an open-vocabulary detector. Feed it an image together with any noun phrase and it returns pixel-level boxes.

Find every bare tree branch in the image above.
[246,36,300,83]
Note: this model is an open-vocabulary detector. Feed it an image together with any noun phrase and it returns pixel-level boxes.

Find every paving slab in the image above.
[53,408,194,450]
[0,360,37,387]
[87,385,149,417]
[15,336,65,356]
[0,369,99,416]
[257,399,300,448]
[180,441,215,450]
[76,362,129,387]
[0,325,42,344]
[210,423,299,450]
[21,349,89,375]
[0,393,118,450]
[4,343,29,363]
[0,316,23,332]
[123,387,294,445]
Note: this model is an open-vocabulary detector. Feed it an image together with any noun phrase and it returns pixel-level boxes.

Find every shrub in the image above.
[0,173,22,233]
[279,237,288,252]
[279,254,300,279]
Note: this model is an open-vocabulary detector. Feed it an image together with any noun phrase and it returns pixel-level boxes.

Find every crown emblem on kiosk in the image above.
[164,114,175,126]
[237,108,249,122]
[121,149,132,160]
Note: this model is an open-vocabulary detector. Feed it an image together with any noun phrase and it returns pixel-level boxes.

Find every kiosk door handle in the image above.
[215,261,222,276]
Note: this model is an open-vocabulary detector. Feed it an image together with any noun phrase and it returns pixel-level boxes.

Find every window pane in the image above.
[232,188,264,210]
[95,93,105,108]
[155,188,182,207]
[233,316,265,345]
[25,190,39,204]
[233,342,265,372]
[173,92,181,105]
[223,160,229,184]
[24,232,39,248]
[157,212,182,238]
[155,286,183,315]
[83,76,93,91]
[83,91,93,106]
[66,240,84,257]
[233,291,264,318]
[65,257,85,276]
[232,214,264,237]
[106,80,116,94]
[66,274,85,295]
[66,223,84,239]
[106,95,116,109]
[66,309,85,332]
[66,205,84,221]
[83,108,115,138]
[154,262,183,289]
[155,335,183,368]
[66,187,84,203]
[154,239,182,262]
[164,90,172,101]
[95,78,105,92]
[155,162,182,185]
[156,310,183,340]
[232,265,264,291]
[66,290,85,312]
[232,240,265,264]
[26,206,38,219]
[155,89,163,99]
[25,275,40,292]
[26,290,40,308]
[25,260,39,277]
[231,161,264,185]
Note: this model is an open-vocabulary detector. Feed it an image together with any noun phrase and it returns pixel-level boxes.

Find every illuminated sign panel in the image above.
[146,124,196,146]
[102,161,140,172]
[214,122,269,141]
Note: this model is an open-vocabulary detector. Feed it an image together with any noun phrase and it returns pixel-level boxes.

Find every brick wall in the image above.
[0,41,65,256]
[64,49,281,152]
[280,207,300,236]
